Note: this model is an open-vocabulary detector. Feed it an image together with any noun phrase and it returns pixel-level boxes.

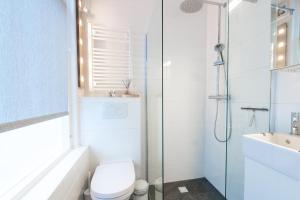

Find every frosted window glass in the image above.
[0,0,68,124]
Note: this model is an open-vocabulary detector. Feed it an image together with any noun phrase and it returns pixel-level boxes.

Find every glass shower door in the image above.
[147,1,163,200]
[226,0,272,199]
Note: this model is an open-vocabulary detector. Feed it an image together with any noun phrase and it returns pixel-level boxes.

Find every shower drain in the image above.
[178,186,189,193]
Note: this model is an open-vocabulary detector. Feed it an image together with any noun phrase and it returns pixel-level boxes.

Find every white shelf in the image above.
[270,64,300,72]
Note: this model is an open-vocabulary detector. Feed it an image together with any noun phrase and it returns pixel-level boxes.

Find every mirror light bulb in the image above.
[278,28,285,35]
[278,42,285,48]
[79,19,83,27]
[277,55,284,61]
[80,76,85,83]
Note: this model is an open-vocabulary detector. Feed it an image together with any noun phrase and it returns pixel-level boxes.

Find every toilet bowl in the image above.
[91,160,135,200]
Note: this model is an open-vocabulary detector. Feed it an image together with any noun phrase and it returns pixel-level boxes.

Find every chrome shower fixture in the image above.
[214,57,224,66]
[179,0,258,14]
[214,43,225,53]
[214,43,225,66]
[180,0,226,13]
[180,0,204,13]
[243,0,258,2]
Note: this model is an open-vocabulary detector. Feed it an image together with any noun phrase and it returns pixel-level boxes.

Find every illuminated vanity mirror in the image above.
[271,0,300,69]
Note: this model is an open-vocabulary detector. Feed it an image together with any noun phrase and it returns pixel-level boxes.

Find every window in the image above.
[0,0,71,198]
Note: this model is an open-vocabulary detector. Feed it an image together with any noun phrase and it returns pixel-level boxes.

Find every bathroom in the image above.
[1,0,300,199]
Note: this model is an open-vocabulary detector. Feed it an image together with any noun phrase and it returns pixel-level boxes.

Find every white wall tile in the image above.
[163,0,207,183]
[79,97,144,178]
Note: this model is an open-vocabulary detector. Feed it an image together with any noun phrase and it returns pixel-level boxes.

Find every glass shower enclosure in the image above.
[147,1,163,200]
[147,0,275,200]
[226,0,272,199]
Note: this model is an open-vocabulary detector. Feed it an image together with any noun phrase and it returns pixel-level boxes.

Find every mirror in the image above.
[271,0,300,69]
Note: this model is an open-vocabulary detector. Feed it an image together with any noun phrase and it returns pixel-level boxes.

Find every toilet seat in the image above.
[91,160,135,200]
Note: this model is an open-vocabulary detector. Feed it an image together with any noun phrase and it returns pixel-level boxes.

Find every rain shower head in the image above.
[180,0,227,14]
[180,0,204,13]
[180,0,257,14]
[244,0,258,3]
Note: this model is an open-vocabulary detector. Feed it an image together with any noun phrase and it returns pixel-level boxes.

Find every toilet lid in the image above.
[91,161,135,199]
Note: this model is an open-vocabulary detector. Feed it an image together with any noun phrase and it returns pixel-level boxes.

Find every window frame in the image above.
[0,112,68,134]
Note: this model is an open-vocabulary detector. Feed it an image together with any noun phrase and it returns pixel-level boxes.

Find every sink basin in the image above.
[243,133,300,180]
[245,133,300,151]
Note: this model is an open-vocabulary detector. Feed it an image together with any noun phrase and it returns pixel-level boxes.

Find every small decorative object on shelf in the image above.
[122,79,132,95]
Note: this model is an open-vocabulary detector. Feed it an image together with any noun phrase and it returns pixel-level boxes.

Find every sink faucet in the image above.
[291,113,300,135]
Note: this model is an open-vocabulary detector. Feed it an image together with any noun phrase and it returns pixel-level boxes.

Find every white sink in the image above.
[243,133,300,180]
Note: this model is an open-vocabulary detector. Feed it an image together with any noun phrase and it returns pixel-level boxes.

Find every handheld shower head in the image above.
[214,43,225,53]
[180,0,204,13]
[214,43,225,66]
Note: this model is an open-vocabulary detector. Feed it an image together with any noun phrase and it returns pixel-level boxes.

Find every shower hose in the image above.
[214,65,232,142]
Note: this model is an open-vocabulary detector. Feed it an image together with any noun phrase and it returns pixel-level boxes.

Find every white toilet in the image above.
[91,160,135,200]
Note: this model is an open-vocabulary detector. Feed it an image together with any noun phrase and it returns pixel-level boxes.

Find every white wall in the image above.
[204,1,227,194]
[163,0,207,183]
[271,71,300,133]
[67,0,81,148]
[79,97,144,178]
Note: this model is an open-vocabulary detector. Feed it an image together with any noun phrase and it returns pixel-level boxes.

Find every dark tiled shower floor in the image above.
[164,178,226,200]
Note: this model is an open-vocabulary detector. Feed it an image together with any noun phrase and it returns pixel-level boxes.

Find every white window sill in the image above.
[1,152,69,200]
[19,147,88,200]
